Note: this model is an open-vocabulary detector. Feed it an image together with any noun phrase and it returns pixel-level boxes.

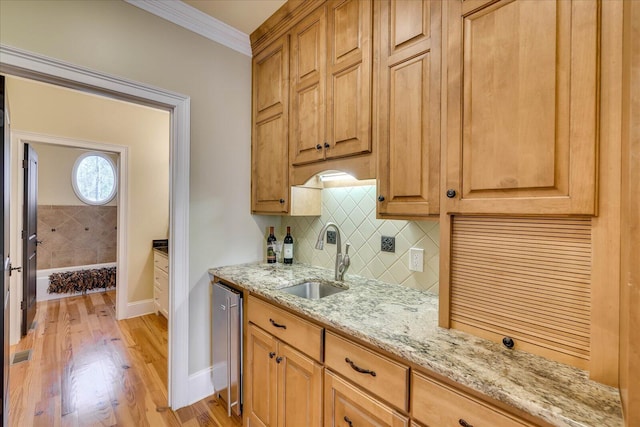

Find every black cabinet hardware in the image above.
[269,318,287,329]
[345,357,376,377]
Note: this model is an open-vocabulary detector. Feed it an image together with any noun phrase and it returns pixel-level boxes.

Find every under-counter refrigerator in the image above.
[212,282,242,417]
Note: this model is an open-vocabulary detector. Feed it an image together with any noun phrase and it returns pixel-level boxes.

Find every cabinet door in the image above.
[278,343,323,427]
[445,0,598,215]
[325,0,372,160]
[324,370,409,427]
[376,0,441,218]
[290,6,327,166]
[246,325,278,427]
[252,36,290,214]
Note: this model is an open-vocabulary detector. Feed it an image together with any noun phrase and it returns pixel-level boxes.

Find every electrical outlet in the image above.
[409,248,424,272]
[326,230,337,244]
[381,236,395,253]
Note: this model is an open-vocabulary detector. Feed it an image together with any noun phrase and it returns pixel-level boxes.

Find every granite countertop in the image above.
[153,246,168,255]
[209,262,623,427]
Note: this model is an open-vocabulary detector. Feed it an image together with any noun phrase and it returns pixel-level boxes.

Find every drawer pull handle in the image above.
[269,318,287,329]
[269,352,276,359]
[343,415,353,426]
[459,419,473,427]
[345,358,376,377]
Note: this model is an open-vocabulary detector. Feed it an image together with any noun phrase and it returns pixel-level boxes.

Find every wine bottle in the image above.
[266,226,277,264]
[283,226,293,264]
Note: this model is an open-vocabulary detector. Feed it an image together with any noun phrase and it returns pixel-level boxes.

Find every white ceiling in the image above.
[182,0,286,35]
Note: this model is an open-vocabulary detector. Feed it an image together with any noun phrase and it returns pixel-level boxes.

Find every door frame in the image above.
[10,132,129,338]
[0,44,191,409]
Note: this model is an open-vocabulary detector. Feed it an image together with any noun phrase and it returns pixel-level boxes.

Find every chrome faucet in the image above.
[315,222,350,281]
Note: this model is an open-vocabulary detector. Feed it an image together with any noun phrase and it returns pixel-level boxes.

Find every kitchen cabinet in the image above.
[411,371,536,427]
[153,250,168,318]
[289,0,372,166]
[443,0,598,215]
[324,331,409,411]
[251,35,290,214]
[324,370,409,427]
[245,297,323,427]
[376,0,441,219]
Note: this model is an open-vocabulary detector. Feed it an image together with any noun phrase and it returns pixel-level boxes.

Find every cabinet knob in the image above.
[502,336,515,349]
[279,198,285,204]
[344,416,353,427]
[324,142,330,149]
[377,195,385,202]
[446,189,457,198]
[269,352,276,359]
[459,419,474,427]
[276,356,283,364]
[316,144,322,150]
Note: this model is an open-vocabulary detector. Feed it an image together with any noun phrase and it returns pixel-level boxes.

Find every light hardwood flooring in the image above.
[8,291,242,427]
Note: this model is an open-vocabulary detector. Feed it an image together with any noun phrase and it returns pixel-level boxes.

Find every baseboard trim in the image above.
[188,366,216,405]
[126,299,155,318]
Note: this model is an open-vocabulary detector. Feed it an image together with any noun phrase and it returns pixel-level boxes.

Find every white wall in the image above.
[0,0,271,375]
[30,142,118,206]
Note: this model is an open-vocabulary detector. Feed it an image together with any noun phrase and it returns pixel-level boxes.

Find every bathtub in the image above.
[36,262,117,302]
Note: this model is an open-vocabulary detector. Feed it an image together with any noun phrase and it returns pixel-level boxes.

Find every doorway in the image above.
[0,45,190,408]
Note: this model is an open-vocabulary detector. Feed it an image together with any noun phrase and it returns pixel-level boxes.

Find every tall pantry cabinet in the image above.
[251,36,290,214]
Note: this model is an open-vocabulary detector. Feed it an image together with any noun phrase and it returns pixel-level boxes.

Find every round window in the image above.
[72,152,117,205]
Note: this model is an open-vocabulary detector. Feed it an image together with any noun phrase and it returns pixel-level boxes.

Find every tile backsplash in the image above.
[282,185,440,294]
[37,205,117,270]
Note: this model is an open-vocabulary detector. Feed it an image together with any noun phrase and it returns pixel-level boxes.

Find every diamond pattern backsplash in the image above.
[37,205,117,270]
[282,185,440,294]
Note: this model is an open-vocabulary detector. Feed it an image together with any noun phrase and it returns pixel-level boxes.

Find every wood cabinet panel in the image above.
[324,370,409,427]
[325,332,408,411]
[377,0,440,218]
[290,0,372,167]
[246,324,278,427]
[279,344,323,427]
[252,36,290,214]
[444,0,598,215]
[290,7,326,166]
[412,371,532,427]
[248,296,324,362]
[326,0,372,160]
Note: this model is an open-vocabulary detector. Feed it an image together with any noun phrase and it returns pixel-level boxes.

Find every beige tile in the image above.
[97,245,117,263]
[51,249,75,269]
[74,248,98,266]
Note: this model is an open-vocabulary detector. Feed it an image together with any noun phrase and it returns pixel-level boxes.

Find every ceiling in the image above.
[182,0,287,35]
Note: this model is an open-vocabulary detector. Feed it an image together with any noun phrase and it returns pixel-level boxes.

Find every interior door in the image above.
[1,75,11,426]
[21,144,37,336]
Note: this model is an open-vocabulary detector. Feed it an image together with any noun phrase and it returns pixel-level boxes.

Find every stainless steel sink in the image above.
[280,280,348,300]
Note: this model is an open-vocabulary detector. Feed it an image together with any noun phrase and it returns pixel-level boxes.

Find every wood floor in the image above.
[8,291,242,427]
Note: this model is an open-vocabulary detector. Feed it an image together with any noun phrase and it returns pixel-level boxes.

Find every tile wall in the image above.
[282,185,440,294]
[37,205,117,269]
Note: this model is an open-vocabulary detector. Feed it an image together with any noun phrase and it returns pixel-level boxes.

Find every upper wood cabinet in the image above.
[444,0,599,215]
[376,0,441,219]
[290,0,373,166]
[251,36,290,214]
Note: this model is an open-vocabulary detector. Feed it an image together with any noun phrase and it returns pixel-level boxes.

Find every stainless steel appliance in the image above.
[212,282,242,417]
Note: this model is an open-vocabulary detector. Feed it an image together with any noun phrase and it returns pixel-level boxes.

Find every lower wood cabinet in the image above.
[246,323,323,427]
[325,331,409,411]
[153,250,169,318]
[324,370,409,427]
[411,371,534,427]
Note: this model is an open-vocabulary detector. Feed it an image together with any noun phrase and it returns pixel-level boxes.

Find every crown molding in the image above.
[125,0,252,57]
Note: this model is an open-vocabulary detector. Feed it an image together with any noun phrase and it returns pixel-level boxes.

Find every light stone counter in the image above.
[209,262,623,427]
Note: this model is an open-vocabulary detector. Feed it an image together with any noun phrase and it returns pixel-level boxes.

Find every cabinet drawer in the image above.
[154,252,169,272]
[248,296,323,362]
[154,267,168,292]
[325,332,409,411]
[412,371,531,427]
[325,370,409,427]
